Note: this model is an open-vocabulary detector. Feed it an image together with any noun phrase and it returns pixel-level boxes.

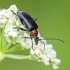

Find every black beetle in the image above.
[11,10,64,50]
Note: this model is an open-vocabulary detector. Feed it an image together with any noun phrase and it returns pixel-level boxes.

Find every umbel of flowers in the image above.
[0,5,61,69]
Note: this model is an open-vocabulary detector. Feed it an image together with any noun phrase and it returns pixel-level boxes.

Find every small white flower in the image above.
[30,49,40,55]
[52,63,59,69]
[0,9,7,28]
[9,5,18,14]
[52,58,61,65]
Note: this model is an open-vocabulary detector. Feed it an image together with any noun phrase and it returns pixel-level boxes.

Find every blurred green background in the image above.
[0,0,69,70]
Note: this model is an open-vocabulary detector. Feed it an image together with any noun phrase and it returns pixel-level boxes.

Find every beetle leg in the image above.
[11,9,17,16]
[30,35,35,50]
[40,40,45,50]
[14,27,28,31]
[32,17,37,21]
[21,37,30,39]
[19,27,28,31]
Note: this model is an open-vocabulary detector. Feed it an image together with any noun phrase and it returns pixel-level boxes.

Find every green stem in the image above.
[3,38,15,53]
[1,20,8,52]
[4,54,31,60]
[2,19,8,35]
[0,29,2,52]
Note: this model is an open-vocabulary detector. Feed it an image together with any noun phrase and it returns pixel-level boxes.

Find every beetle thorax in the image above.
[30,29,38,37]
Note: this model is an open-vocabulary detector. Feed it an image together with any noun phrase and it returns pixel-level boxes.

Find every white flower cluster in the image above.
[0,5,61,69]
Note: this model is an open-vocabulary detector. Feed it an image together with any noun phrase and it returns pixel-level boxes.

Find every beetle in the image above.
[11,10,64,50]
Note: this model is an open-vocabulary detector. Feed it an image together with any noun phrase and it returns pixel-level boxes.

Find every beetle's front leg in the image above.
[30,35,35,50]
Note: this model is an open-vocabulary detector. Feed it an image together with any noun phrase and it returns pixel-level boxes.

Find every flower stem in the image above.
[4,54,31,60]
[0,20,8,52]
[2,19,8,35]
[0,29,2,52]
[3,38,15,53]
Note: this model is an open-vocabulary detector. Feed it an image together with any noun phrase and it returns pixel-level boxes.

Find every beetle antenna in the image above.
[39,38,65,43]
[10,9,17,16]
